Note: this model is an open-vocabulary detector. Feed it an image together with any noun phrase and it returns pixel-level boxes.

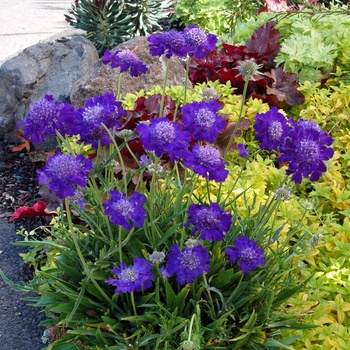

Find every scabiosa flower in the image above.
[279,119,334,184]
[274,186,292,201]
[37,153,93,199]
[236,58,263,81]
[103,190,146,231]
[181,100,225,143]
[18,95,74,144]
[136,118,191,162]
[148,30,189,58]
[72,92,127,149]
[165,245,210,285]
[102,49,148,77]
[225,236,265,274]
[148,251,166,264]
[183,25,217,59]
[183,145,228,182]
[237,143,249,157]
[254,107,292,151]
[105,257,155,294]
[185,203,232,241]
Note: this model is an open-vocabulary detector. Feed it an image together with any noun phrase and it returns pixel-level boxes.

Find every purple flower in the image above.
[136,118,191,162]
[237,143,249,157]
[18,95,74,144]
[225,236,265,274]
[105,257,155,294]
[279,119,334,184]
[72,92,127,149]
[37,153,93,199]
[103,190,146,231]
[181,100,225,143]
[102,49,148,77]
[185,203,232,241]
[165,245,210,285]
[183,145,228,182]
[254,107,292,151]
[148,30,189,59]
[183,25,217,59]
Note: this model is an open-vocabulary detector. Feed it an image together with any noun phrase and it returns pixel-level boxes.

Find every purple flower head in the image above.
[237,143,249,157]
[183,145,228,182]
[254,107,292,151]
[103,190,146,231]
[73,92,127,149]
[165,245,210,285]
[148,30,189,59]
[181,100,225,143]
[136,118,191,162]
[185,202,232,241]
[105,257,155,294]
[102,49,148,77]
[183,25,217,59]
[279,119,334,184]
[37,153,93,199]
[225,236,265,274]
[18,95,75,144]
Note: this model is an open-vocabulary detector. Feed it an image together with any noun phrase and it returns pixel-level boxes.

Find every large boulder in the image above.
[0,35,98,141]
[70,36,188,108]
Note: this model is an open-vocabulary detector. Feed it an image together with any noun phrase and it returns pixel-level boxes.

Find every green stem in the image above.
[131,291,138,316]
[117,72,123,100]
[224,78,249,160]
[64,198,121,311]
[202,273,216,319]
[159,59,170,117]
[184,56,191,105]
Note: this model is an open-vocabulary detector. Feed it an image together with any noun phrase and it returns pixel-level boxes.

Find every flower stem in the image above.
[224,78,249,160]
[117,72,123,100]
[159,59,170,117]
[131,291,138,316]
[64,198,121,312]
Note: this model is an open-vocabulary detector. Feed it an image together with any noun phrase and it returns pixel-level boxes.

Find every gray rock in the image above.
[0,35,98,141]
[70,36,188,108]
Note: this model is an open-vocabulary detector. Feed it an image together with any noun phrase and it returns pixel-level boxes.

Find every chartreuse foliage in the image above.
[174,0,263,37]
[121,76,350,349]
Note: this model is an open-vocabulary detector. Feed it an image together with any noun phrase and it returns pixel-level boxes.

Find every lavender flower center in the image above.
[185,28,207,46]
[268,121,283,142]
[299,140,320,163]
[180,251,200,270]
[195,208,218,228]
[83,105,104,121]
[194,147,220,166]
[195,108,216,130]
[113,199,133,217]
[31,100,60,122]
[49,155,79,179]
[240,247,256,264]
[154,121,176,144]
[165,31,185,51]
[120,268,138,283]
[117,50,137,64]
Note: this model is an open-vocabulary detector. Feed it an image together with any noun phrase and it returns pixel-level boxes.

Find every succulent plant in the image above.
[65,0,173,56]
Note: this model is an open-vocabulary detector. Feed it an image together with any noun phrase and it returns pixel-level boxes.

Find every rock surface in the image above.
[0,35,98,141]
[70,36,187,107]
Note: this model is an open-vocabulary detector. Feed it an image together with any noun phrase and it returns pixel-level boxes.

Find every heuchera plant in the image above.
[4,24,335,350]
[188,21,305,108]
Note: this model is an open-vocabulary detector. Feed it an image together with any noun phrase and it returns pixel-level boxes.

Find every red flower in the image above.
[9,201,56,222]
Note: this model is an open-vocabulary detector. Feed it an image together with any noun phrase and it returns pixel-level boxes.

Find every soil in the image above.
[0,139,48,350]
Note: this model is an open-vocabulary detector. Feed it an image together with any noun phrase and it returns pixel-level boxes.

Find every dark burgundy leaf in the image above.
[246,21,281,67]
[265,67,305,106]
